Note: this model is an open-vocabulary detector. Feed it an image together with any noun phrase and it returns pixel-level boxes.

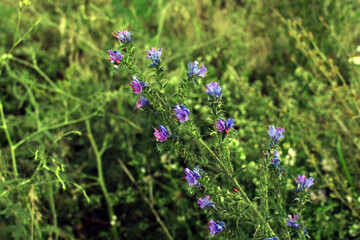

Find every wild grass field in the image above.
[0,0,360,239]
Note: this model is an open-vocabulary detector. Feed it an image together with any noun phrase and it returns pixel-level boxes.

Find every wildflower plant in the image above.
[108,29,315,239]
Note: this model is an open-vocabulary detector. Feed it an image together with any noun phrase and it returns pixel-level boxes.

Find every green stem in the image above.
[191,131,275,236]
[47,173,59,240]
[264,162,269,235]
[85,120,119,240]
[0,99,18,177]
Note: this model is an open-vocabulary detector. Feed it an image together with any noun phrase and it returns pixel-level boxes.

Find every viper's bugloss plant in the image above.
[146,47,163,67]
[153,125,170,142]
[129,76,142,94]
[204,82,222,98]
[108,29,316,240]
[184,166,201,188]
[136,95,150,109]
[113,29,133,43]
[208,219,226,235]
[173,104,190,123]
[197,195,213,209]
[187,61,207,78]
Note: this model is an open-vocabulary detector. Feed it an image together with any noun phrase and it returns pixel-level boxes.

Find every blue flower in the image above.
[129,76,142,94]
[208,219,225,235]
[153,125,170,142]
[184,165,201,188]
[187,61,207,78]
[113,29,133,43]
[204,82,222,98]
[216,117,235,133]
[107,50,123,67]
[136,95,150,109]
[270,151,281,168]
[146,47,163,67]
[197,195,213,209]
[286,214,300,229]
[173,104,190,123]
[267,125,285,144]
[294,175,314,192]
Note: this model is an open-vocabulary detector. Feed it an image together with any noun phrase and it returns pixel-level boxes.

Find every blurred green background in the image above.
[0,0,360,239]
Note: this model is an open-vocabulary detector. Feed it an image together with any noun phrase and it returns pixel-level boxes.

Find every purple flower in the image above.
[216,118,235,133]
[146,47,163,66]
[286,214,300,229]
[187,61,207,78]
[129,76,142,94]
[153,125,170,142]
[107,50,123,67]
[270,151,281,168]
[197,195,213,209]
[267,125,285,144]
[113,29,133,43]
[295,175,314,191]
[173,104,190,123]
[136,95,150,109]
[208,219,225,235]
[204,82,222,98]
[184,165,201,187]
[264,237,278,240]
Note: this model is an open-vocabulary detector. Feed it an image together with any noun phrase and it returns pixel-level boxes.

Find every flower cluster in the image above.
[294,175,314,192]
[184,166,201,188]
[136,95,150,109]
[197,195,213,209]
[113,29,133,43]
[153,125,170,142]
[107,30,316,238]
[129,76,142,94]
[173,104,190,123]
[286,214,300,229]
[107,50,123,68]
[146,47,163,67]
[208,219,225,235]
[216,117,235,133]
[205,82,222,98]
[187,61,207,78]
[267,125,285,145]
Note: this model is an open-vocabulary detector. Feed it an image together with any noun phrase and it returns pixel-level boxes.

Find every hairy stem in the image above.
[191,131,275,235]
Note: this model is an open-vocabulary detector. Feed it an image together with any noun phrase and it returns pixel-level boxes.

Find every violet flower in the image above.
[187,61,207,78]
[205,82,222,98]
[173,104,190,123]
[295,175,314,192]
[136,95,150,109]
[286,214,300,229]
[184,165,201,188]
[129,76,142,94]
[146,47,162,66]
[267,125,285,144]
[197,195,213,209]
[270,151,281,169]
[113,29,133,43]
[153,125,170,142]
[107,50,123,67]
[208,219,225,235]
[216,117,235,133]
